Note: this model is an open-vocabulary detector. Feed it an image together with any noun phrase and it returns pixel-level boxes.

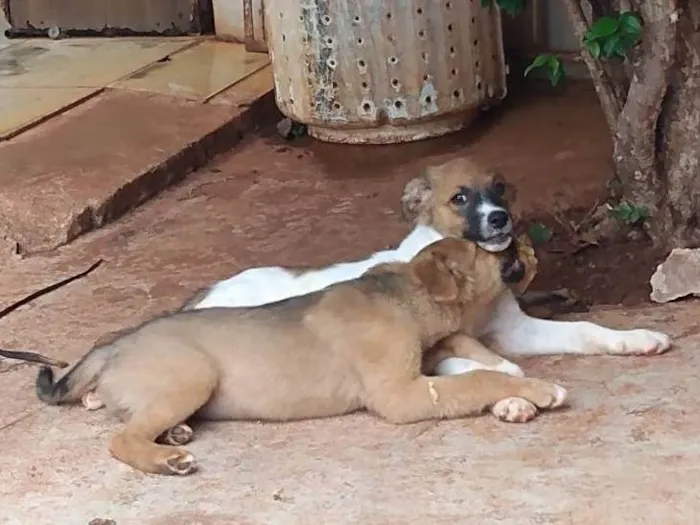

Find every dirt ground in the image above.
[2,82,699,524]
[529,211,663,308]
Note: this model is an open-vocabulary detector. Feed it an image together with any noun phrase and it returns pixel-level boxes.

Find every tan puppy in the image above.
[36,237,566,476]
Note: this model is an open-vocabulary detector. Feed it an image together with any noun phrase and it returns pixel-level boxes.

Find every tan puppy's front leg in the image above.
[424,335,541,423]
[365,370,567,424]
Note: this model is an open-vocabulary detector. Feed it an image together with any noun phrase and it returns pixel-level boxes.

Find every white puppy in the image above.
[185,158,671,381]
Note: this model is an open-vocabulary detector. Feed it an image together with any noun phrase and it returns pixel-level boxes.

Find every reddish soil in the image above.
[527,212,664,309]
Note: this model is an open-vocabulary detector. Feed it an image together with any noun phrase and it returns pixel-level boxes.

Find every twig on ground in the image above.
[0,349,68,368]
[0,259,102,320]
[0,259,103,368]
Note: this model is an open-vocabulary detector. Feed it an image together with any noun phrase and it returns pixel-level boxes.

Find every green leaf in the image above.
[614,45,628,59]
[523,55,564,86]
[548,64,564,86]
[619,32,641,49]
[495,0,525,16]
[528,223,552,245]
[587,17,620,39]
[619,11,642,36]
[523,54,551,77]
[546,56,563,86]
[585,40,601,59]
[602,34,622,58]
[609,202,650,225]
[481,0,492,7]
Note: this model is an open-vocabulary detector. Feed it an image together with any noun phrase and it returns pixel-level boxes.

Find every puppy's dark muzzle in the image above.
[488,210,510,230]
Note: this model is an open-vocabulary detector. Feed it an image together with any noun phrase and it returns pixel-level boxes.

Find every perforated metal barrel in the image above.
[264,0,507,144]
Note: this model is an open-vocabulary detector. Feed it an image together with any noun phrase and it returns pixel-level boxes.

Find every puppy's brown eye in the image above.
[450,192,468,205]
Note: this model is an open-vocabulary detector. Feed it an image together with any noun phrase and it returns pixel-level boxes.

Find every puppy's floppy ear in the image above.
[401,174,432,222]
[491,172,517,204]
[411,242,464,303]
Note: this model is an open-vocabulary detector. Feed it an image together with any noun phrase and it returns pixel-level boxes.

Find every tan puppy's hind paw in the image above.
[81,392,105,411]
[163,424,194,446]
[164,451,196,476]
[491,397,538,423]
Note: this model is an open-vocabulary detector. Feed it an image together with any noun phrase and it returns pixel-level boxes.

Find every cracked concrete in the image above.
[0,84,272,255]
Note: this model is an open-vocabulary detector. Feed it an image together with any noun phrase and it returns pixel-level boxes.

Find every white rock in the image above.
[650,248,700,303]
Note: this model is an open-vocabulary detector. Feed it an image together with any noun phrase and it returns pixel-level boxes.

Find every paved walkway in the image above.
[0,33,272,254]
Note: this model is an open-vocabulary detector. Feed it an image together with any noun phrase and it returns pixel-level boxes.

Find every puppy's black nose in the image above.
[488,210,510,229]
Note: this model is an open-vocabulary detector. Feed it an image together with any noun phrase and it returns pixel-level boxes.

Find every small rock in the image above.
[276,117,293,138]
[88,519,115,525]
[650,248,700,303]
[276,118,308,140]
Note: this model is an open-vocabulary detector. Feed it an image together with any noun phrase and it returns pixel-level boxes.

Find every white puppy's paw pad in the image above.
[491,397,538,423]
[609,330,672,356]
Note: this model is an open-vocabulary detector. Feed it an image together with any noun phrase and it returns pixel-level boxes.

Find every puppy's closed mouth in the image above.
[477,233,513,253]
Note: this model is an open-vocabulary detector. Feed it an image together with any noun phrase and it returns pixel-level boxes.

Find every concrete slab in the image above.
[0,85,693,524]
[114,39,270,102]
[0,38,198,139]
[0,86,97,139]
[0,75,272,254]
[0,38,194,89]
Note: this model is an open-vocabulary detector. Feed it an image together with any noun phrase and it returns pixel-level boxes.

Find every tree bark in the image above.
[650,6,700,248]
[614,1,700,250]
[565,0,700,252]
[611,1,677,244]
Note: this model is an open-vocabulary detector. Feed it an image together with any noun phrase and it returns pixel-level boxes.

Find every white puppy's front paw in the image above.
[494,360,526,378]
[491,397,538,423]
[434,357,525,377]
[434,358,488,376]
[605,329,672,356]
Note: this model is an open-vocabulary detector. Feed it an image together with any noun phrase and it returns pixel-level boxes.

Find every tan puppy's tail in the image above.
[36,345,114,405]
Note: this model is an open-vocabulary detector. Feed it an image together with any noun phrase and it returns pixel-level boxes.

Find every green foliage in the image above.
[480,0,525,17]
[287,121,308,140]
[608,201,650,225]
[528,222,553,245]
[523,54,564,86]
[477,1,644,88]
[583,12,643,59]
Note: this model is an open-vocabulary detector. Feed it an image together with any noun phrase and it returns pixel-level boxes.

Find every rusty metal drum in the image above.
[264,0,507,144]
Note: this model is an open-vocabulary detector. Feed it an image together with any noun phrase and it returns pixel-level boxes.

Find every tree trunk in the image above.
[564,0,700,252]
[614,1,700,250]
